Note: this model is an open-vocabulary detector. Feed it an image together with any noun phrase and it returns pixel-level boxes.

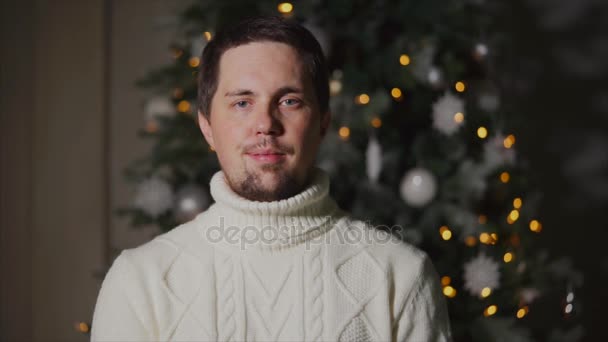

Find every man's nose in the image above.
[254,105,284,136]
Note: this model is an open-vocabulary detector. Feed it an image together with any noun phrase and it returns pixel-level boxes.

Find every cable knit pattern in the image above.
[91,167,453,342]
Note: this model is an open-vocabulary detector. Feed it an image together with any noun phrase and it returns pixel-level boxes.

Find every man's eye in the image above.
[234,100,249,108]
[281,98,301,106]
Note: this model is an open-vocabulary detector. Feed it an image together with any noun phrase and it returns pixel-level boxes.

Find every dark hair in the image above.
[197,16,329,120]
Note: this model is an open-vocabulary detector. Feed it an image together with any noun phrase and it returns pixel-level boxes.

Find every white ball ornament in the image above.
[173,184,210,223]
[133,177,174,217]
[399,168,438,207]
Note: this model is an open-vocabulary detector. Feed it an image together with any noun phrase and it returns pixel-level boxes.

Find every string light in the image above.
[517,306,529,319]
[479,232,497,245]
[507,209,520,224]
[177,100,191,113]
[391,87,402,99]
[74,322,90,333]
[484,305,498,317]
[441,276,451,286]
[443,285,457,298]
[204,31,212,41]
[188,56,200,68]
[277,2,293,13]
[477,126,488,139]
[478,215,488,224]
[455,81,466,92]
[355,93,370,105]
[529,219,542,233]
[338,126,350,140]
[500,172,510,183]
[504,134,516,148]
[465,236,477,247]
[481,287,492,298]
[173,88,184,99]
[371,117,382,128]
[439,226,452,240]
[503,252,514,263]
[329,79,342,95]
[513,198,522,209]
[453,112,465,123]
[399,54,411,66]
[172,48,183,59]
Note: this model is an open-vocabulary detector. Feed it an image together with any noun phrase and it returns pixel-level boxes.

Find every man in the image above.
[91,16,452,341]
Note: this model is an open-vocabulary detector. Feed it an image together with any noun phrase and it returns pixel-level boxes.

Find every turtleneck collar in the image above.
[197,167,344,252]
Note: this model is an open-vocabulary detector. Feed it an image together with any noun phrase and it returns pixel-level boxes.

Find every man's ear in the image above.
[320,111,331,137]
[197,111,215,148]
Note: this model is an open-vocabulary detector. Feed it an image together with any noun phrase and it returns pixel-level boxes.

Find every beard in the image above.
[225,164,306,202]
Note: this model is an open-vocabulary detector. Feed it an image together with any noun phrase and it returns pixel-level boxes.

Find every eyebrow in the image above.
[224,86,304,98]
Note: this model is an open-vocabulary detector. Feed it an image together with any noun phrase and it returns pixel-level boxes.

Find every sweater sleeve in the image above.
[392,256,453,342]
[90,251,153,342]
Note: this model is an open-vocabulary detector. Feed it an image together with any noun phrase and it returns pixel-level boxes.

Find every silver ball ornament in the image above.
[399,168,438,207]
[173,184,210,223]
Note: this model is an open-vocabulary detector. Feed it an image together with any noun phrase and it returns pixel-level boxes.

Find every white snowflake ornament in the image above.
[366,135,382,182]
[432,92,465,135]
[133,177,174,217]
[463,253,501,297]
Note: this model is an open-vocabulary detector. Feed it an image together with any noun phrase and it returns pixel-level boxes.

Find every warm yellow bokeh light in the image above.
[504,134,516,148]
[481,287,492,298]
[277,2,293,13]
[490,233,498,243]
[441,276,451,286]
[391,87,402,99]
[188,56,200,67]
[529,219,542,233]
[371,117,382,128]
[455,81,466,92]
[356,94,370,105]
[339,126,350,140]
[454,112,465,123]
[177,100,191,113]
[465,236,477,247]
[504,252,514,263]
[204,31,212,41]
[484,305,498,317]
[508,210,520,223]
[479,232,490,244]
[75,322,90,333]
[477,126,488,139]
[441,229,452,241]
[399,54,411,66]
[517,306,529,319]
[172,48,183,59]
[330,79,342,95]
[500,172,510,183]
[443,286,457,298]
[513,198,522,209]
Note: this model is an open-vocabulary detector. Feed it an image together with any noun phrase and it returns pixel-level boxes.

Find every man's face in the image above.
[198,41,330,202]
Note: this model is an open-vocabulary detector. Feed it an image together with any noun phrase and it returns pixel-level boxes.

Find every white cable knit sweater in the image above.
[91,168,452,341]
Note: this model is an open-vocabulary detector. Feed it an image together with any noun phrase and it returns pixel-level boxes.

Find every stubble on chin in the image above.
[225,166,304,202]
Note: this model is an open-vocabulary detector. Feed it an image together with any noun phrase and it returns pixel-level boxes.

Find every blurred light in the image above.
[510,234,521,247]
[484,305,498,317]
[173,88,184,99]
[474,43,489,60]
[465,236,477,247]
[441,276,451,286]
[477,126,488,139]
[371,117,382,128]
[145,121,158,133]
[391,87,402,99]
[177,100,191,113]
[508,210,520,223]
[513,198,522,209]
[75,322,89,333]
[490,233,498,243]
[209,145,215,152]
[517,306,529,319]
[439,226,452,240]
[330,79,342,95]
[481,287,492,298]
[172,48,183,59]
[504,252,514,263]
[399,54,411,66]
[204,31,212,41]
[529,220,542,233]
[443,285,457,298]
[356,94,370,105]
[277,2,293,13]
[500,172,510,183]
[478,215,488,224]
[454,112,465,123]
[455,81,466,92]
[339,126,350,140]
[504,134,516,148]
[565,303,573,314]
[567,292,574,302]
[188,56,200,68]
[479,232,490,244]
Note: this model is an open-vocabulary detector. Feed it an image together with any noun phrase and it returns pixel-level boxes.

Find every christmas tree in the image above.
[120,1,583,341]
